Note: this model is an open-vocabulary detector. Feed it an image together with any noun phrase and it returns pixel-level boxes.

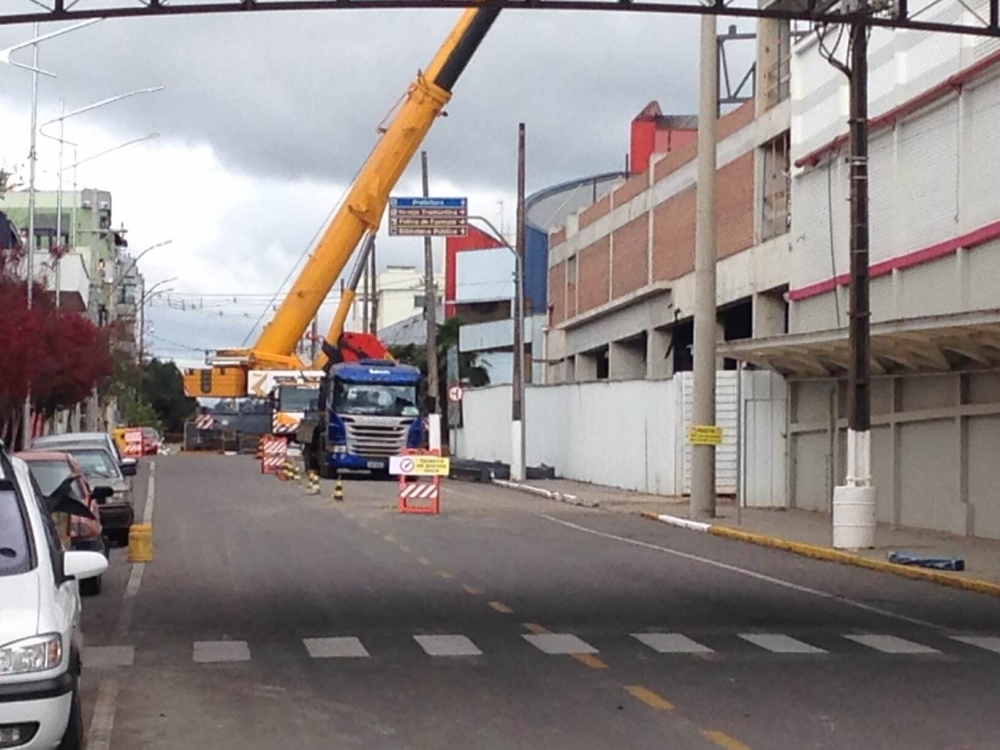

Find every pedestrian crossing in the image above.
[83,630,1000,667]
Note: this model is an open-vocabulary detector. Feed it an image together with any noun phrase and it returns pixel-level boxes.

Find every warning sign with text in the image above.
[389,455,451,476]
[687,424,724,446]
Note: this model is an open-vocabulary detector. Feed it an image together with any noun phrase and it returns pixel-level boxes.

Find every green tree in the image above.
[390,316,490,409]
[139,358,197,433]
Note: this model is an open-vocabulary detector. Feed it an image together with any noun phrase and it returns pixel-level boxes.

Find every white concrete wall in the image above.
[789,372,1000,540]
[456,371,786,504]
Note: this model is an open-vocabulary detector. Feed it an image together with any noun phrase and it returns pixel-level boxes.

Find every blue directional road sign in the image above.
[389,197,468,237]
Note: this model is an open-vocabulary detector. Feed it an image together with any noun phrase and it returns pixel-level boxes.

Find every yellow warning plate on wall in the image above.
[688,425,723,446]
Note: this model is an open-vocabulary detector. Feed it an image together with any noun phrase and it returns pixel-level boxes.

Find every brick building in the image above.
[543,16,793,384]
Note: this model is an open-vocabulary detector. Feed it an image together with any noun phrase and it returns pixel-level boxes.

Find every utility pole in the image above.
[833,6,876,548]
[369,236,378,334]
[690,11,720,520]
[511,123,527,481]
[422,150,440,416]
[22,23,40,449]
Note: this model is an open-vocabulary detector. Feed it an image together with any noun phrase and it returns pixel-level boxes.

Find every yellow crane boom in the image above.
[183,3,501,398]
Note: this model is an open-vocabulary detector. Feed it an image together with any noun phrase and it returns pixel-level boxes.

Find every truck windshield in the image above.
[332,381,420,417]
[278,386,319,413]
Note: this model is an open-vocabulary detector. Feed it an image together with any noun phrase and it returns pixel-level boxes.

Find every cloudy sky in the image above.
[0,1,755,367]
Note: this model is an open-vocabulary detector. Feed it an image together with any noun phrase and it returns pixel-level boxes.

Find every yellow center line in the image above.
[462,584,484,596]
[624,685,675,711]
[488,601,514,614]
[571,653,608,669]
[383,534,396,542]
[416,556,432,566]
[437,571,454,579]
[701,730,754,750]
[399,545,412,553]
[523,623,550,635]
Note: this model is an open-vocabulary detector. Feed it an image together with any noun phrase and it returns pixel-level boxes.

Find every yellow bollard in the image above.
[128,524,154,563]
[333,478,344,502]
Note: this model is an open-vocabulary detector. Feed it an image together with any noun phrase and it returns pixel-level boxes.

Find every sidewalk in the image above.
[497,478,1000,590]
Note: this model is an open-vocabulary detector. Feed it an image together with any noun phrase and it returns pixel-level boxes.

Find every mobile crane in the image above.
[182,3,501,399]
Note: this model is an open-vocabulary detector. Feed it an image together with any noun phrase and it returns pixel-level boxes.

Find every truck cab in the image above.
[308,360,425,478]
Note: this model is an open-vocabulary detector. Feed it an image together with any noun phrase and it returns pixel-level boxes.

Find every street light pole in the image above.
[512,123,527,481]
[23,23,40,448]
[466,212,526,478]
[690,8,720,521]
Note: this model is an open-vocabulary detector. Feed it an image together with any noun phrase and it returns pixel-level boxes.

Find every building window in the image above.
[761,132,791,242]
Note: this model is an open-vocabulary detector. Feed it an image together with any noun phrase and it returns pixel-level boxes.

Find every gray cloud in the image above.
[0,8,750,194]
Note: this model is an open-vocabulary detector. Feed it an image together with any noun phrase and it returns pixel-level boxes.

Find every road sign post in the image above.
[389,197,468,237]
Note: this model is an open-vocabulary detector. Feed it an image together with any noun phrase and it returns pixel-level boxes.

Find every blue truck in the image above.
[300,359,426,479]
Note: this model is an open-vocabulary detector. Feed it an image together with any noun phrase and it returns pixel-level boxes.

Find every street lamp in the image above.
[108,239,173,297]
[138,277,177,364]
[0,18,104,448]
[467,214,526,479]
[39,86,165,307]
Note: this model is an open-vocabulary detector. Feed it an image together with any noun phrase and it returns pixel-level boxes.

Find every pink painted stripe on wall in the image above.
[788,219,1000,302]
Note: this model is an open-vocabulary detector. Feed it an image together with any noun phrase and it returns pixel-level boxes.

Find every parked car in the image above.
[140,427,161,456]
[49,447,133,548]
[0,440,108,750]
[31,433,138,478]
[16,452,111,597]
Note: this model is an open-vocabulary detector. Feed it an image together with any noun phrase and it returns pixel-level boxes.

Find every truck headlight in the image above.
[0,634,63,676]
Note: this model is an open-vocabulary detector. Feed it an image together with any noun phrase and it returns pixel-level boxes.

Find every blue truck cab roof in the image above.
[330,359,423,384]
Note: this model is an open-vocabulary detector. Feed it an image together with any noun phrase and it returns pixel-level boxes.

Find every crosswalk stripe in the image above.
[739,633,827,654]
[193,640,251,663]
[413,634,483,656]
[303,637,370,658]
[949,635,1000,654]
[523,633,598,655]
[633,633,714,654]
[843,634,940,654]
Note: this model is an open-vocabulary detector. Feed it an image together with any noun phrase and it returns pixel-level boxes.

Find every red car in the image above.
[16,450,111,596]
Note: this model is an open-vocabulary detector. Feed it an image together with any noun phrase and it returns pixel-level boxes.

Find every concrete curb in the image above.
[639,512,1000,598]
[492,479,599,508]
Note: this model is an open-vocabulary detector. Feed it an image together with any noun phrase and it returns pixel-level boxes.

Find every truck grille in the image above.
[342,417,413,458]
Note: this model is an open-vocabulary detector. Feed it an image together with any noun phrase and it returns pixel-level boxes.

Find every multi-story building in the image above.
[542,16,793,384]
[0,188,132,323]
[347,264,444,334]
[723,10,1000,540]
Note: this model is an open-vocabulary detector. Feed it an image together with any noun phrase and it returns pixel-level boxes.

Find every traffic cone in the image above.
[333,478,344,502]
[306,471,320,495]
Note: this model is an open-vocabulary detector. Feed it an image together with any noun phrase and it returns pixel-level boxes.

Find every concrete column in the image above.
[610,340,645,381]
[575,352,597,382]
[753,292,786,338]
[647,328,674,379]
[565,356,576,383]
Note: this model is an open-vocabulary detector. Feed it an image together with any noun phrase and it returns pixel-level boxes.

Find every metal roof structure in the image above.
[719,309,1000,379]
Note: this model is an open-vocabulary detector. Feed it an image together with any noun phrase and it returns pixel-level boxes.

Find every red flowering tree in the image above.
[0,246,114,448]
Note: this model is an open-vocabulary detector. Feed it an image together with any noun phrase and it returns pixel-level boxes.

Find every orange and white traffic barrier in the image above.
[122,428,144,457]
[392,448,448,515]
[259,435,287,475]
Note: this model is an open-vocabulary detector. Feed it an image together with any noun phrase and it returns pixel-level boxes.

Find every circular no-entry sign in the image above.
[448,384,463,403]
[400,457,415,473]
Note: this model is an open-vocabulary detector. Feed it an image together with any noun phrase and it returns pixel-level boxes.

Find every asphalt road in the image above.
[78,454,1000,749]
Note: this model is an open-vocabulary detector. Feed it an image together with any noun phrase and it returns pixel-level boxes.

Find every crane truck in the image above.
[182,3,501,475]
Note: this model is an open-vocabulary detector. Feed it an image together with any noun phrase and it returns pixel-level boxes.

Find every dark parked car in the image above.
[16,451,112,596]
